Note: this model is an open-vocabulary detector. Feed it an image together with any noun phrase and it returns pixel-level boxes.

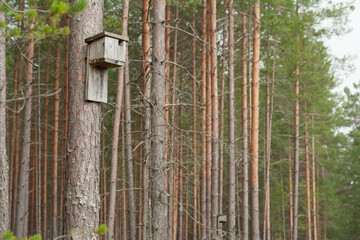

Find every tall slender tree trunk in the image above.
[288,139,293,240]
[192,13,198,240]
[200,0,208,237]
[311,116,318,240]
[123,0,137,236]
[151,0,167,238]
[64,1,103,238]
[59,17,70,236]
[121,113,128,240]
[241,9,249,240]
[264,40,274,240]
[304,99,312,240]
[171,5,179,239]
[164,3,172,239]
[142,0,151,238]
[15,17,35,238]
[227,0,235,238]
[209,0,219,236]
[107,8,126,238]
[41,49,50,239]
[250,1,261,239]
[52,46,61,239]
[292,67,300,240]
[177,52,184,240]
[219,0,227,220]
[0,10,9,235]
[9,51,18,224]
[292,2,300,239]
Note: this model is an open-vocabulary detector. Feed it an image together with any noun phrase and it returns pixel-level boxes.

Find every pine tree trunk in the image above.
[123,8,137,238]
[59,17,70,235]
[200,0,207,237]
[191,12,198,240]
[151,0,167,238]
[15,18,35,238]
[107,30,125,240]
[311,116,318,240]
[292,69,300,240]
[164,3,171,239]
[250,1,261,239]
[209,0,219,236]
[0,10,9,234]
[64,1,103,238]
[227,0,235,238]
[52,46,60,238]
[293,2,300,239]
[304,99,312,240]
[219,0,227,220]
[241,10,249,240]
[41,49,50,239]
[288,139,293,240]
[171,5,179,240]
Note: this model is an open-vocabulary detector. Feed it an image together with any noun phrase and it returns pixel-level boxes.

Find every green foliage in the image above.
[97,224,108,235]
[2,231,42,240]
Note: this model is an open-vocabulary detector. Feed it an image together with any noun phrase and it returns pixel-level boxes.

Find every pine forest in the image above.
[0,0,359,239]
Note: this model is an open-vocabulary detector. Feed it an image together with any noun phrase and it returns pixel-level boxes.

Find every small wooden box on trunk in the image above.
[85,32,129,103]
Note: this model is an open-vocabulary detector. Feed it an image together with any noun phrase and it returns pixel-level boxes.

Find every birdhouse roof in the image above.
[85,31,129,43]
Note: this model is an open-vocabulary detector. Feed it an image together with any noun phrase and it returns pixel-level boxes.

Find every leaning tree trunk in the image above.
[151,0,167,239]
[0,10,9,235]
[64,1,103,238]
[15,17,35,238]
[250,1,261,239]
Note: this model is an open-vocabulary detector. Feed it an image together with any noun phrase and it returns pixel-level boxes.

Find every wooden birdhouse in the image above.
[85,31,129,68]
[85,32,129,103]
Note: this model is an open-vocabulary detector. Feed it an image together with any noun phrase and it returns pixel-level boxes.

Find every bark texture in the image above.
[15,19,35,238]
[227,0,236,238]
[151,0,167,239]
[64,1,103,238]
[241,11,249,240]
[250,1,261,239]
[0,11,9,235]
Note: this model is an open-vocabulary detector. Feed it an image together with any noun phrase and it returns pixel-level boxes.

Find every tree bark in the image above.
[142,0,151,239]
[164,3,171,239]
[64,1,103,238]
[241,10,249,240]
[288,139,293,240]
[41,48,50,239]
[52,46,61,238]
[123,7,137,238]
[293,2,300,239]
[151,0,167,238]
[209,0,219,236]
[200,0,207,237]
[304,99,312,240]
[15,17,35,238]
[311,116,318,240]
[171,6,179,240]
[191,12,198,240]
[59,17,70,236]
[0,10,9,235]
[107,27,125,240]
[250,1,261,239]
[227,0,235,238]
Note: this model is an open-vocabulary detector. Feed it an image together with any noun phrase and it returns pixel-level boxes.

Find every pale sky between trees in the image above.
[327,0,360,92]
